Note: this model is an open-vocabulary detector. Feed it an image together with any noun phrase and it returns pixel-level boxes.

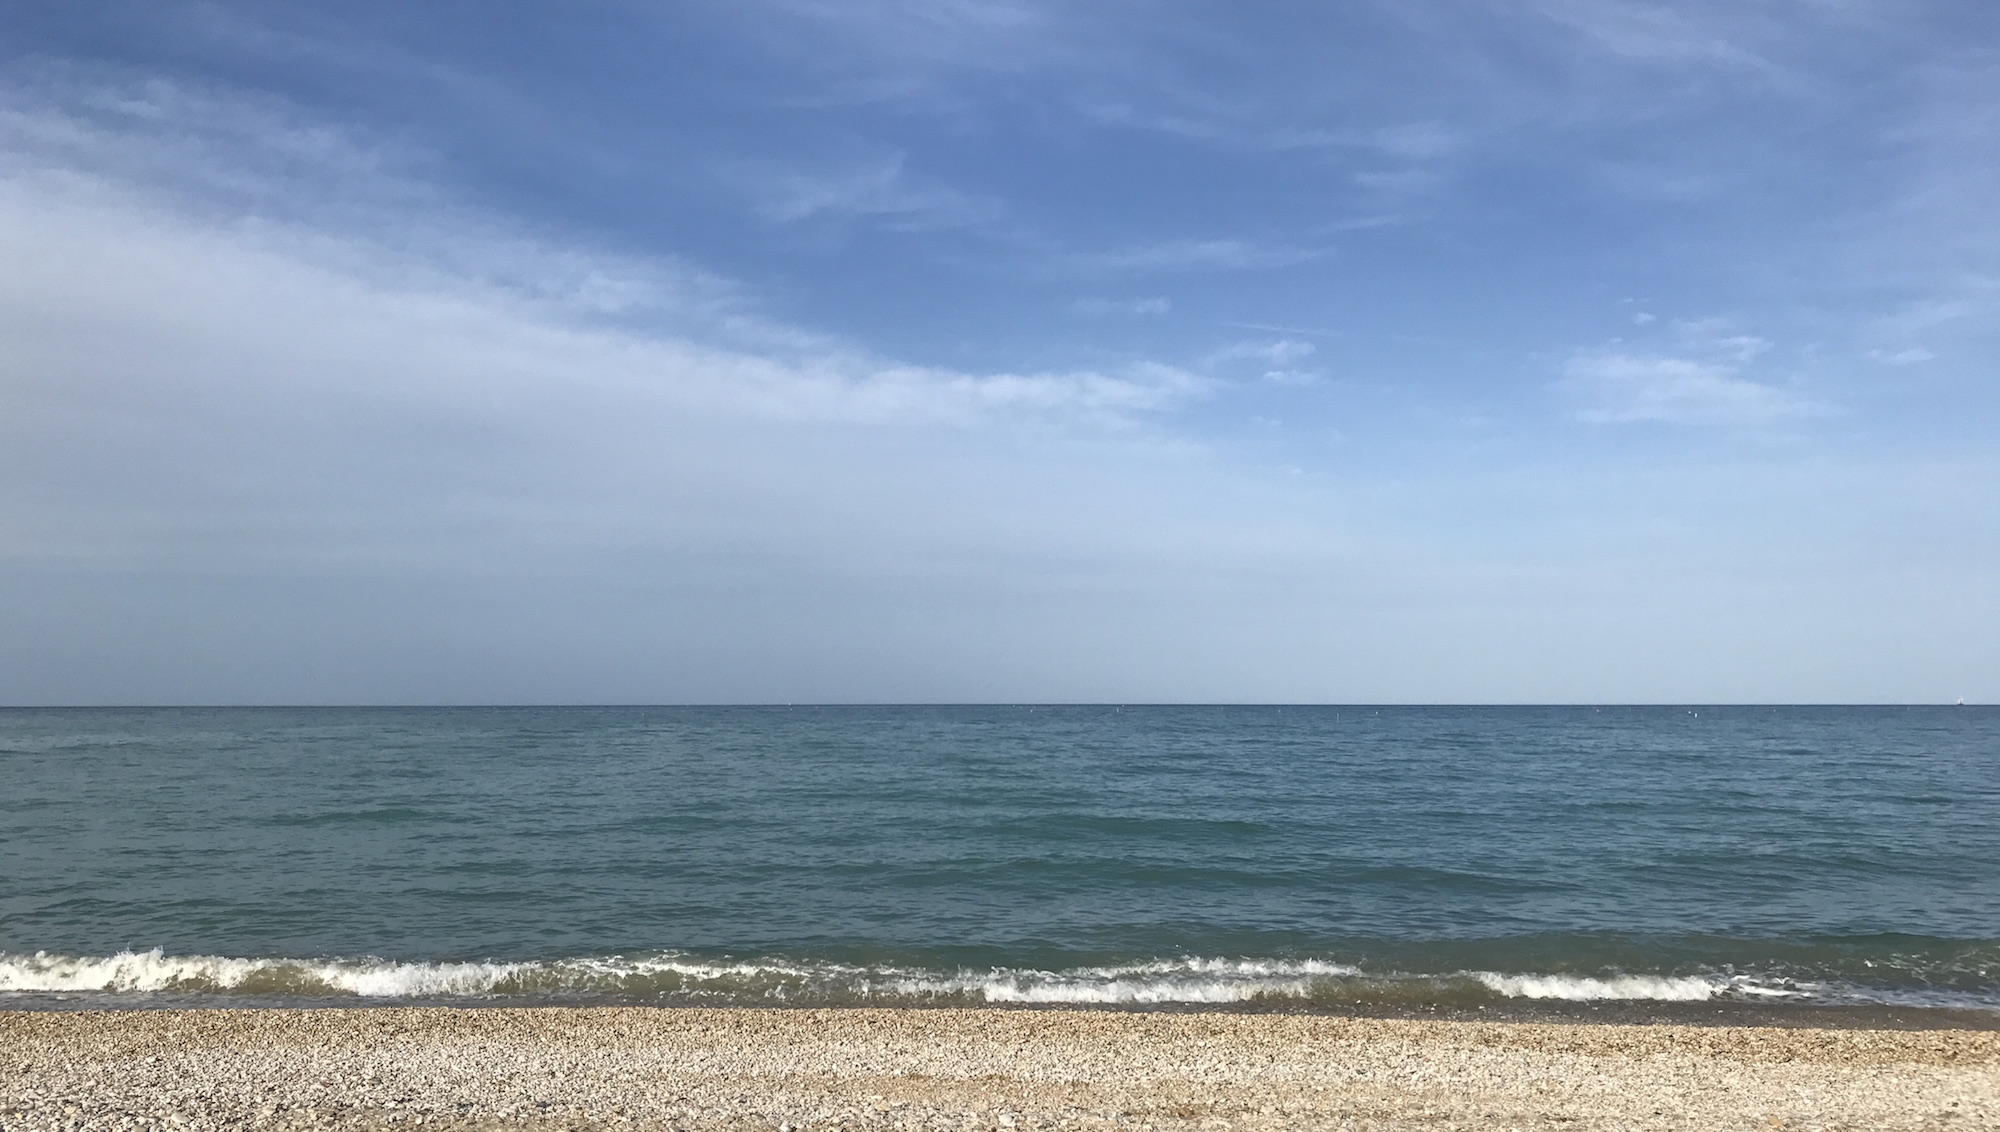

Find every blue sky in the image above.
[1,1,1996,702]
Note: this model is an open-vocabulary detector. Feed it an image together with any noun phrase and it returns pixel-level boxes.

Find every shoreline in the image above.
[4,994,1999,1032]
[4,1005,1995,1130]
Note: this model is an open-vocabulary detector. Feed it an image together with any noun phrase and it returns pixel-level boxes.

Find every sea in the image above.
[2,705,1996,1017]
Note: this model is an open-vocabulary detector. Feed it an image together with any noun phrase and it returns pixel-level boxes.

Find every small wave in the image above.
[0,950,533,997]
[0,951,1358,1004]
[892,958,1361,1004]
[0,950,1988,1010]
[1471,972,1720,1001]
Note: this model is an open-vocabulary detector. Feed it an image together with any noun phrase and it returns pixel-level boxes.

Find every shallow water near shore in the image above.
[3,705,1997,1014]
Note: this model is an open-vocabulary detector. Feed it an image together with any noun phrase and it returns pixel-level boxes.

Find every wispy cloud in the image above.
[1068,296,1170,316]
[1,79,1212,435]
[1558,316,1820,426]
[1207,339,1316,367]
[0,75,1254,627]
[1875,296,1979,335]
[754,0,1053,67]
[1350,168,1446,196]
[1072,238,1319,272]
[1560,352,1813,426]
[1079,95,1465,159]
[1669,318,1770,364]
[742,152,1001,230]
[1203,339,1320,386]
[1524,0,1785,73]
[1868,347,1934,367]
[0,72,439,221]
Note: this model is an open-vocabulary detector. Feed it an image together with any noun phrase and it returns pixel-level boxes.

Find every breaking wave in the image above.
[5,949,1969,1008]
[1469,973,1728,1002]
[889,958,1362,1004]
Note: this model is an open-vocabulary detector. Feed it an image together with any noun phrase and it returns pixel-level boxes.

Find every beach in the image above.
[2,1007,1994,1131]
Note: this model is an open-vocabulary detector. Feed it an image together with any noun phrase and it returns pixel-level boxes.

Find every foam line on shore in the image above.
[0,948,1872,1007]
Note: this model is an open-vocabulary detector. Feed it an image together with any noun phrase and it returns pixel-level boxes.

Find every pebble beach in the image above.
[2,1007,1995,1132]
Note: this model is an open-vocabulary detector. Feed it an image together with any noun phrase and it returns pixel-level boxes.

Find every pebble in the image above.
[0,1007,1994,1130]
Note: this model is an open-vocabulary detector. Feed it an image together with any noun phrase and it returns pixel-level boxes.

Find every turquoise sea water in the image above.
[2,706,1996,1011]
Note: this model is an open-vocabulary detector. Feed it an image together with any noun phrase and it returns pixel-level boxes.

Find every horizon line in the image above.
[0,702,1986,710]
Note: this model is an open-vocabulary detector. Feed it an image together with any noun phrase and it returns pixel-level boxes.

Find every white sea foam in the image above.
[0,949,941,1000]
[0,949,532,996]
[0,951,1363,1002]
[1470,972,1721,1001]
[897,958,1362,1004]
[0,950,1952,1007]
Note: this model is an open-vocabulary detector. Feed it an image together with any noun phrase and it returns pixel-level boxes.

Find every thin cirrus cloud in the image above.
[1868,347,1934,367]
[1523,0,1786,70]
[1560,353,1814,426]
[743,153,1003,231]
[1070,238,1321,272]
[1205,339,1317,367]
[1556,316,1821,427]
[1199,340,1320,388]
[1069,296,1171,317]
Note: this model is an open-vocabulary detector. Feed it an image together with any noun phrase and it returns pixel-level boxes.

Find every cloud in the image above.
[1080,96,1464,160]
[0,81,1202,431]
[1868,347,1934,367]
[1874,292,1992,336]
[0,72,438,222]
[1075,238,1319,272]
[1669,318,1770,364]
[1560,351,1814,425]
[1365,120,1461,160]
[1207,339,1317,367]
[752,0,1053,68]
[1202,339,1320,386]
[1523,0,1787,74]
[5,30,1999,703]
[0,74,1244,597]
[0,73,804,348]
[841,360,1205,421]
[1069,296,1171,316]
[1559,316,1811,426]
[0,180,1199,446]
[1351,168,1445,195]
[743,153,1001,230]
[0,173,1274,701]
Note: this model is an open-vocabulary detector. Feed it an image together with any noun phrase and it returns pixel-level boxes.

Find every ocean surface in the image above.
[2,705,1997,1013]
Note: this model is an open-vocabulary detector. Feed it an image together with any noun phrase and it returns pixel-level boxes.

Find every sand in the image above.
[1,1006,1995,1131]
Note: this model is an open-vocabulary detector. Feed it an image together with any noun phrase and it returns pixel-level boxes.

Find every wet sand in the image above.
[2,1006,1994,1130]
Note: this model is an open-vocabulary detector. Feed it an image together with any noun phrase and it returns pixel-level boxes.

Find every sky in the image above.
[2,1,1996,704]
